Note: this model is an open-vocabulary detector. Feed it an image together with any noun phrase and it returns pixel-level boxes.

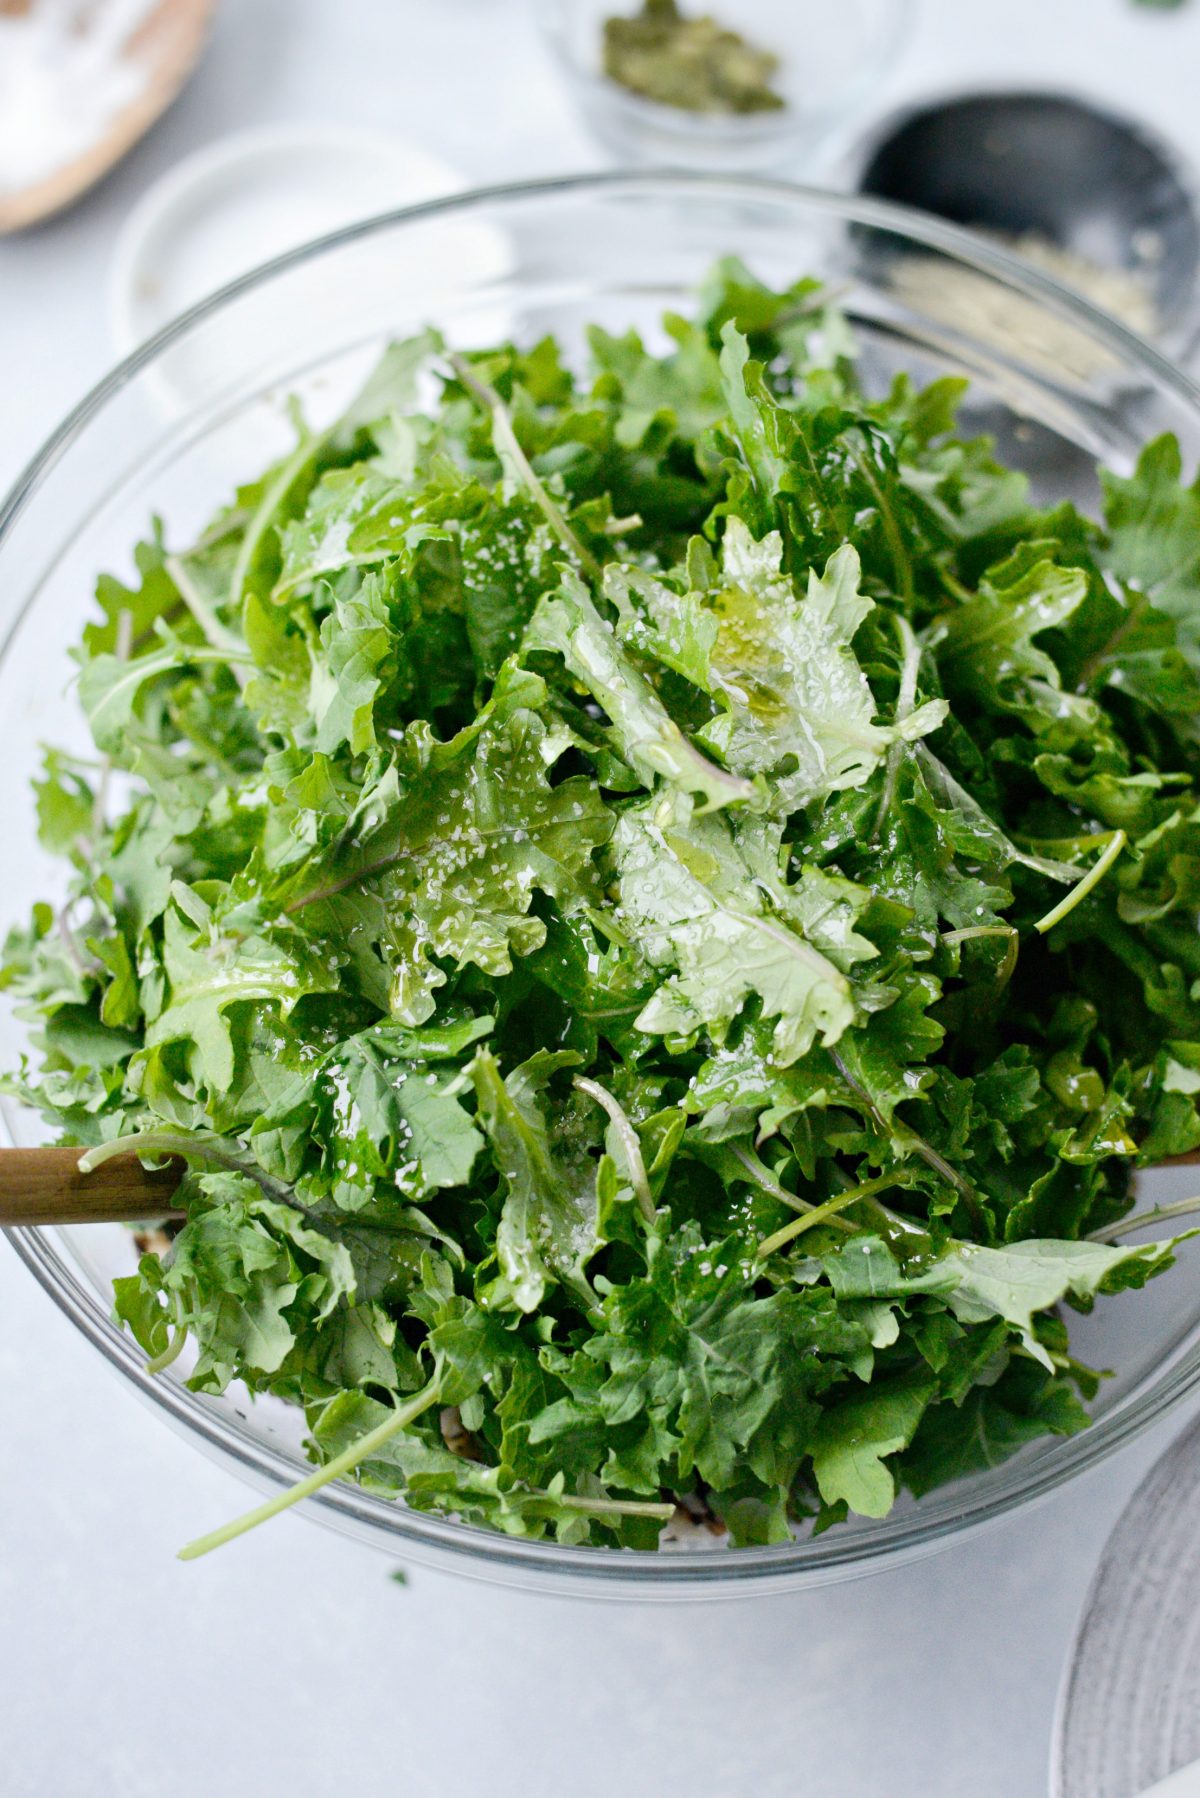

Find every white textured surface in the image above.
[3,3,1200,1794]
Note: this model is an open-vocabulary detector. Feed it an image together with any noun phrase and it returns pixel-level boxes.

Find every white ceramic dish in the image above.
[107,125,513,415]
[1052,1408,1200,1797]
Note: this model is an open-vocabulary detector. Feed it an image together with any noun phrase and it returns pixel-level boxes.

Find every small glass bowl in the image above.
[535,0,914,171]
[4,173,1200,1598]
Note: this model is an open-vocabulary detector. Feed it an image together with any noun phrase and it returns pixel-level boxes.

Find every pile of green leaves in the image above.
[6,260,1200,1555]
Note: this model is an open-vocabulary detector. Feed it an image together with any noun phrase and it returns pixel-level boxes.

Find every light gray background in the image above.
[2,4,1199,1794]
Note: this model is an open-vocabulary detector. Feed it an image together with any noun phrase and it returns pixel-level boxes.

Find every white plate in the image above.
[1051,1410,1200,1798]
[108,125,513,416]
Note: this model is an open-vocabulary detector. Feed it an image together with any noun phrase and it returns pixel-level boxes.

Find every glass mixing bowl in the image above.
[4,173,1200,1599]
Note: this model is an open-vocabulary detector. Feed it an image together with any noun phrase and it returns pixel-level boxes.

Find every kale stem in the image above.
[1089,1195,1200,1244]
[145,1325,188,1377]
[574,1076,657,1226]
[1033,830,1126,934]
[872,613,921,841]
[938,569,975,604]
[178,1375,443,1561]
[1075,591,1148,693]
[829,1048,986,1232]
[729,1142,847,1225]
[284,809,582,914]
[847,430,914,607]
[54,902,99,978]
[89,607,132,842]
[555,1493,675,1519]
[1011,1343,1071,1371]
[755,1170,917,1258]
[902,1129,983,1224]
[229,434,317,611]
[445,352,601,580]
[165,553,249,688]
[941,926,1015,946]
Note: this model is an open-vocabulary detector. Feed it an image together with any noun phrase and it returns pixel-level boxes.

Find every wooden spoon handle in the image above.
[0,1147,185,1226]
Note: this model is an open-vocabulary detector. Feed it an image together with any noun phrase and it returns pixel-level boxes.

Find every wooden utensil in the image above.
[2,1143,1200,1231]
[0,1146,185,1224]
[0,0,215,235]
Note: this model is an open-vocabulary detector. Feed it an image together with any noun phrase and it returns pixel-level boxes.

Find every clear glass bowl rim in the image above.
[4,168,1200,1593]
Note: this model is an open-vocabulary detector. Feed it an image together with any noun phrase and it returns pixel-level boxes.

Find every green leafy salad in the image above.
[6,260,1200,1558]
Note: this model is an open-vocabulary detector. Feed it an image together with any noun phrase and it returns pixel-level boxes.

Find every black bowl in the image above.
[851,91,1200,360]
